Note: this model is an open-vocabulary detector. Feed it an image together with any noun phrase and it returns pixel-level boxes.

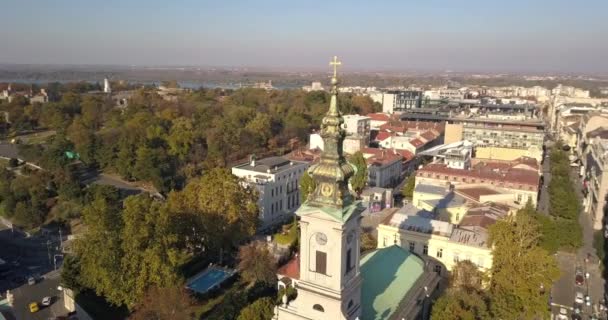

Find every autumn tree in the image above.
[129,286,194,320]
[237,241,277,286]
[167,168,259,257]
[237,297,275,320]
[431,290,490,320]
[299,170,315,203]
[349,151,368,195]
[401,174,416,199]
[487,213,560,320]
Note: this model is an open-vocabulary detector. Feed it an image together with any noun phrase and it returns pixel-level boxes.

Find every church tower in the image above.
[276,57,364,320]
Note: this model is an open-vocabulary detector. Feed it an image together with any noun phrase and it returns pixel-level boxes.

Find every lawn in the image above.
[274,221,297,246]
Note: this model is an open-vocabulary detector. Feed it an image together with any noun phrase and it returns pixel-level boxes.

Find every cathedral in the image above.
[274,57,440,320]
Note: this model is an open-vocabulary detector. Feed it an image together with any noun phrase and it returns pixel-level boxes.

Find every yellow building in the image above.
[377,211,493,273]
[475,146,542,162]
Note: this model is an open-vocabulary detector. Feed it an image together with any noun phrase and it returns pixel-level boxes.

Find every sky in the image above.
[1,0,607,73]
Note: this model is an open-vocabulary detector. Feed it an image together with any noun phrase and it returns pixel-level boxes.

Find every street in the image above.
[549,152,606,319]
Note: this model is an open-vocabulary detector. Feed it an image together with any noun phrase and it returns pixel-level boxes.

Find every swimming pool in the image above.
[186,267,234,294]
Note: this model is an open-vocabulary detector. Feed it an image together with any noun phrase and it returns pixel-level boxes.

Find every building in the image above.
[302,81,324,92]
[103,78,111,93]
[367,113,392,130]
[360,148,403,188]
[381,90,423,114]
[443,118,545,161]
[342,115,371,154]
[415,157,541,208]
[232,156,309,230]
[274,57,440,320]
[419,140,474,170]
[377,210,494,273]
[582,137,608,230]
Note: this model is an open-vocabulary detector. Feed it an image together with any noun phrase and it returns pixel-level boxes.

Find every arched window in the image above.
[313,304,325,312]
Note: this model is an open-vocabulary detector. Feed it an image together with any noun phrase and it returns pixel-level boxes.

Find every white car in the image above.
[556,307,568,320]
[27,277,35,285]
[575,291,584,304]
[41,296,52,306]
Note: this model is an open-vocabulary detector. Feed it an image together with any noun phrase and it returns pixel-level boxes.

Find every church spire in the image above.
[305,56,355,211]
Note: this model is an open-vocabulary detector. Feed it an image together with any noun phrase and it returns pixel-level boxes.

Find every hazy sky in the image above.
[1,0,607,73]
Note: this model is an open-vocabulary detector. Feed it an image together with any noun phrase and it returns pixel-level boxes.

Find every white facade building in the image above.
[232,156,309,230]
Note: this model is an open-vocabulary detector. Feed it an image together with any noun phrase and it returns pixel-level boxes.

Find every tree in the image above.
[237,241,277,286]
[167,168,259,257]
[129,286,194,320]
[167,117,195,161]
[245,113,273,148]
[67,116,97,164]
[61,255,83,292]
[349,151,368,195]
[237,297,275,320]
[450,260,484,293]
[119,195,186,307]
[402,174,416,199]
[360,232,376,253]
[487,213,560,320]
[299,170,315,203]
[76,187,124,306]
[431,290,490,320]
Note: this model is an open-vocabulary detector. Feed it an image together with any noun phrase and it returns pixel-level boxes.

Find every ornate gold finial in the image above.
[330,55,342,79]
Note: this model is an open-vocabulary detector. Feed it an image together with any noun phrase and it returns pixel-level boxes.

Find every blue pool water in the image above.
[187,268,232,294]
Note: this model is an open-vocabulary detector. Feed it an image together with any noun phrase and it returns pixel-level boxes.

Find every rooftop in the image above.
[449,228,489,247]
[360,246,425,320]
[414,183,448,196]
[234,156,306,173]
[385,212,453,237]
[361,148,403,166]
[455,186,501,202]
[277,254,300,280]
[418,159,540,188]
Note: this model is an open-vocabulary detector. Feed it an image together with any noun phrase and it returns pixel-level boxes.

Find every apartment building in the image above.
[232,156,309,230]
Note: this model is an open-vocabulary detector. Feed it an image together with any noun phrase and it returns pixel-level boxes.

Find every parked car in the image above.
[41,296,52,306]
[575,273,584,286]
[27,277,36,285]
[29,302,39,313]
[585,294,591,306]
[575,292,585,304]
[556,307,568,320]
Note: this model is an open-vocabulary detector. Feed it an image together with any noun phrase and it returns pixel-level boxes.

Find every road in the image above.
[11,270,68,320]
[0,220,70,319]
[550,156,606,319]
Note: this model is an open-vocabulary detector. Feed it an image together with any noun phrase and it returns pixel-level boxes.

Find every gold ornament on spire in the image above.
[305,56,356,211]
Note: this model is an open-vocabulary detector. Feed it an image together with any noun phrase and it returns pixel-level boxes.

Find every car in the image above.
[42,296,52,306]
[29,302,39,313]
[575,292,585,304]
[27,276,36,285]
[575,273,584,286]
[571,314,582,320]
[556,307,568,320]
[585,294,591,306]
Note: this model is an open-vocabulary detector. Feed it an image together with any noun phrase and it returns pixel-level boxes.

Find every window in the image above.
[437,248,443,258]
[409,241,415,252]
[477,257,485,268]
[423,244,428,255]
[346,249,353,273]
[313,304,325,312]
[271,189,274,197]
[316,251,327,275]
[453,252,460,263]
[434,265,442,274]
[348,300,354,310]
[455,213,460,221]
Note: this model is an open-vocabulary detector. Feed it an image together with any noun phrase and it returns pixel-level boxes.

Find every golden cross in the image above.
[329,55,341,78]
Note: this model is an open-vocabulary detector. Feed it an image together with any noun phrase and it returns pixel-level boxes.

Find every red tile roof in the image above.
[409,138,425,148]
[277,255,300,280]
[375,131,391,141]
[394,149,414,161]
[455,187,501,202]
[417,162,540,190]
[367,113,391,121]
[361,148,404,166]
[420,130,437,142]
[459,215,498,230]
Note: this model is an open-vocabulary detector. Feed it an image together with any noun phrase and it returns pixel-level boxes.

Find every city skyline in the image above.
[1,0,608,73]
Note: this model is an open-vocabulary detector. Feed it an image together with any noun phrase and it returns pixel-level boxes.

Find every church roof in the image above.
[360,246,425,320]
